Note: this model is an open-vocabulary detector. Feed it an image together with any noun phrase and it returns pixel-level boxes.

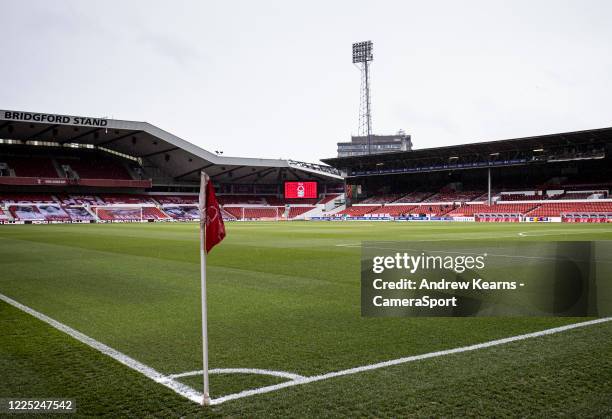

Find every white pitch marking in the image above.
[335,232,531,248]
[209,317,612,405]
[517,229,612,238]
[169,368,305,381]
[0,293,202,404]
[3,292,611,407]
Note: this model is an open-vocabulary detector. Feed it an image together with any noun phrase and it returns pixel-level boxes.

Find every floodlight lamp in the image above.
[352,40,373,63]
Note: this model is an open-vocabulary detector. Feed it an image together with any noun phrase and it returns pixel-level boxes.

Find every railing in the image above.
[287,160,342,177]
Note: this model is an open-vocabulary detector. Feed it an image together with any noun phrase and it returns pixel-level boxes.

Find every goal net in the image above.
[94,206,145,222]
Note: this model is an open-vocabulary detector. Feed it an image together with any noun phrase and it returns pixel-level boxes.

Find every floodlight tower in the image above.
[352,40,374,154]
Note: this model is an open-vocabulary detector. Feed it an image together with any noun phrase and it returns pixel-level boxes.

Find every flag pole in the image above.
[199,171,211,406]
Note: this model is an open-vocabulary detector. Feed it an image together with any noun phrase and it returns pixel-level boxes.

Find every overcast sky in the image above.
[1,0,611,163]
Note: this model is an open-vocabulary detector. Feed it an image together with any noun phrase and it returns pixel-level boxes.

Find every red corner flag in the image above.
[199,171,226,405]
[199,172,226,253]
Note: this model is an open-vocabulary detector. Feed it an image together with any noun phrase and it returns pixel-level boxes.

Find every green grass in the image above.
[1,221,611,416]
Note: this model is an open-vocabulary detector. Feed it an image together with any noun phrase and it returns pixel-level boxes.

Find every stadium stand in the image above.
[369,205,416,216]
[355,188,608,204]
[359,194,403,204]
[224,206,283,220]
[446,203,540,216]
[154,195,199,205]
[63,207,96,221]
[279,198,319,205]
[471,191,499,201]
[288,206,316,218]
[526,202,612,217]
[217,195,267,205]
[8,205,46,221]
[220,207,236,221]
[555,191,608,200]
[36,205,72,222]
[0,193,57,204]
[6,187,610,223]
[57,194,105,206]
[164,206,200,220]
[248,207,281,219]
[99,194,157,205]
[2,110,612,224]
[3,157,59,178]
[142,207,171,220]
[394,191,435,203]
[318,194,340,204]
[57,156,132,180]
[498,193,545,201]
[93,208,138,221]
[407,204,456,216]
[92,206,169,221]
[422,190,482,203]
[223,207,243,219]
[337,205,381,217]
[263,196,284,206]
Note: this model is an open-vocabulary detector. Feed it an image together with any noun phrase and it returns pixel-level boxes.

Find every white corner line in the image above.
[209,317,612,405]
[2,292,610,407]
[170,368,305,381]
[0,293,203,404]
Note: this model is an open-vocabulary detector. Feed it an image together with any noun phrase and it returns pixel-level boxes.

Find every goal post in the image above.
[93,206,145,223]
[230,206,283,221]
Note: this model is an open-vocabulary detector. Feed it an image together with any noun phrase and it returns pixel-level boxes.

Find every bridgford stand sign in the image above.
[2,111,108,127]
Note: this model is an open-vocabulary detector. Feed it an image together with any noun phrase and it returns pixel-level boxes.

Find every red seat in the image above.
[57,157,132,180]
[369,205,417,216]
[0,193,56,204]
[407,204,456,216]
[337,205,381,216]
[422,191,482,203]
[318,194,340,204]
[527,202,612,217]
[243,207,282,219]
[99,194,157,205]
[154,195,199,205]
[222,206,282,219]
[447,203,539,216]
[288,206,315,218]
[4,157,59,178]
[8,205,46,221]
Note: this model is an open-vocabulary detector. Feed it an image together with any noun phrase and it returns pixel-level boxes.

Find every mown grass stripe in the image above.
[0,292,203,404]
[211,317,612,405]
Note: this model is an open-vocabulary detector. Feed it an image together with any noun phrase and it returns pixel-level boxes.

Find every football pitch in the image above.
[1,221,611,417]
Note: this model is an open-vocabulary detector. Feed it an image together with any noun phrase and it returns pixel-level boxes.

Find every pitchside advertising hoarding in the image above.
[284,181,317,199]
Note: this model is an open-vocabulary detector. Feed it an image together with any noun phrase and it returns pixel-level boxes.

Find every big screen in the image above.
[284,181,317,199]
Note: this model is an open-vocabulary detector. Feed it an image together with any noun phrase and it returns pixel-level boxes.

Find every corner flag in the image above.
[198,172,226,405]
[202,175,226,253]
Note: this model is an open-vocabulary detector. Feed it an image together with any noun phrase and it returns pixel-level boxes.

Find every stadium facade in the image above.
[322,127,612,223]
[336,132,412,157]
[1,108,612,224]
[0,109,344,223]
